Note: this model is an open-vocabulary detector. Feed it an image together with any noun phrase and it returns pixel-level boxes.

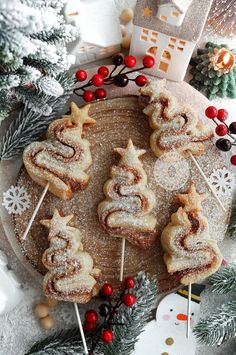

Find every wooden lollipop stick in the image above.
[189,153,227,213]
[22,182,49,241]
[187,283,192,339]
[119,237,126,282]
[74,303,89,355]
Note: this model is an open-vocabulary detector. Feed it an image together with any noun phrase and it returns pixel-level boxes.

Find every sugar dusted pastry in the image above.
[140,80,213,157]
[98,139,158,249]
[41,209,100,303]
[161,182,222,285]
[23,102,95,200]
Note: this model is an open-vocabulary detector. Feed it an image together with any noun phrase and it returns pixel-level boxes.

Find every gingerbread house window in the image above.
[172,11,180,17]
[161,15,168,21]
[141,35,148,41]
[162,50,171,60]
[147,46,158,56]
[159,61,169,72]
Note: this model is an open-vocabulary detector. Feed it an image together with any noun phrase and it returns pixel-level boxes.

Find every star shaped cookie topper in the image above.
[41,208,74,234]
[176,182,208,211]
[143,6,152,17]
[114,139,146,160]
[64,102,96,126]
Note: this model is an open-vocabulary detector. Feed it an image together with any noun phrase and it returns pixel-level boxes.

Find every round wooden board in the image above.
[14,96,230,293]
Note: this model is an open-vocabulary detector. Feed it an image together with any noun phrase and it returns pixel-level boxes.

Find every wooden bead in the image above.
[120,25,128,38]
[34,303,49,319]
[121,35,131,50]
[45,297,59,308]
[120,8,134,23]
[40,315,55,330]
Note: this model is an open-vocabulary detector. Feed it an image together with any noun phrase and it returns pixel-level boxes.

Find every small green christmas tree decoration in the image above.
[190,42,236,100]
[0,0,78,123]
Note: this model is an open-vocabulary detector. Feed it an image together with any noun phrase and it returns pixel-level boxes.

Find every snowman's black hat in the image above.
[176,284,205,303]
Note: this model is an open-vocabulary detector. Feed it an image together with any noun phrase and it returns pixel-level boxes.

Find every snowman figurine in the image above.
[134,284,205,355]
[0,250,24,315]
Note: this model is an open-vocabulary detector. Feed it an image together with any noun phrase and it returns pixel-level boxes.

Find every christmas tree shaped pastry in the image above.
[161,182,222,285]
[41,209,100,303]
[98,139,158,249]
[23,102,96,200]
[139,80,213,157]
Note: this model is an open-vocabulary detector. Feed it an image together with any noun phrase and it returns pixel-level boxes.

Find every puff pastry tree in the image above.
[98,139,158,249]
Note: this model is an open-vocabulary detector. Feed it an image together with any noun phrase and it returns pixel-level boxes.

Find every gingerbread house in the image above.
[130,0,213,81]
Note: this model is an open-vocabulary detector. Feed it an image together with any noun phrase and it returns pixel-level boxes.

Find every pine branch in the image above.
[228,198,236,241]
[25,273,157,355]
[0,71,75,160]
[209,266,236,294]
[25,328,92,355]
[194,301,236,346]
[102,272,157,355]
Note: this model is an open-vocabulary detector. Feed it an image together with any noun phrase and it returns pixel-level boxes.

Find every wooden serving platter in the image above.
[13,96,230,292]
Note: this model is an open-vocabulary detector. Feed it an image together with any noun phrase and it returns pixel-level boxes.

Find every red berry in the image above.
[215,124,228,136]
[205,106,218,119]
[231,155,236,166]
[124,277,135,289]
[217,108,228,122]
[101,329,113,343]
[122,293,136,307]
[143,55,155,68]
[101,283,113,296]
[98,66,109,78]
[84,322,96,332]
[91,74,104,87]
[83,90,94,102]
[95,88,107,99]
[85,310,98,323]
[75,69,87,82]
[124,55,136,68]
[135,75,147,87]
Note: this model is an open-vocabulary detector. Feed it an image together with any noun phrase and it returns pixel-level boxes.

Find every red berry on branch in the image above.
[112,54,124,66]
[217,108,228,122]
[122,293,136,307]
[231,155,236,166]
[124,277,135,289]
[143,55,155,68]
[205,106,218,119]
[135,75,147,87]
[75,69,87,82]
[98,66,109,78]
[91,74,104,87]
[215,124,228,136]
[83,90,94,102]
[85,310,98,323]
[84,322,96,332]
[95,88,107,99]
[124,55,136,68]
[101,283,113,296]
[229,122,236,134]
[101,329,113,343]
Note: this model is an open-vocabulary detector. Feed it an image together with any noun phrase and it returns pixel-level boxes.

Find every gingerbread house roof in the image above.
[159,0,193,14]
[133,0,213,42]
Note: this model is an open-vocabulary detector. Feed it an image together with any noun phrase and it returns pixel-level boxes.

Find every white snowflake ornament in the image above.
[2,185,31,215]
[208,167,235,198]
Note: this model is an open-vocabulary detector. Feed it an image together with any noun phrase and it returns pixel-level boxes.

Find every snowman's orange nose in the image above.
[176,313,188,321]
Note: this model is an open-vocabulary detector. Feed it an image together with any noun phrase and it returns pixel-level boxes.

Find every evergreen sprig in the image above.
[209,266,236,294]
[25,273,157,355]
[194,301,236,346]
[102,273,157,355]
[228,199,236,241]
[0,71,75,160]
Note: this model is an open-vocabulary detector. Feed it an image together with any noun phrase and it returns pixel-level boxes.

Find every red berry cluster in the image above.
[83,277,136,353]
[74,54,155,102]
[205,106,236,166]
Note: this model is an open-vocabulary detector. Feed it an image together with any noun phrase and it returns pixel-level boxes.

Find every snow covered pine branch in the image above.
[0,0,78,122]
